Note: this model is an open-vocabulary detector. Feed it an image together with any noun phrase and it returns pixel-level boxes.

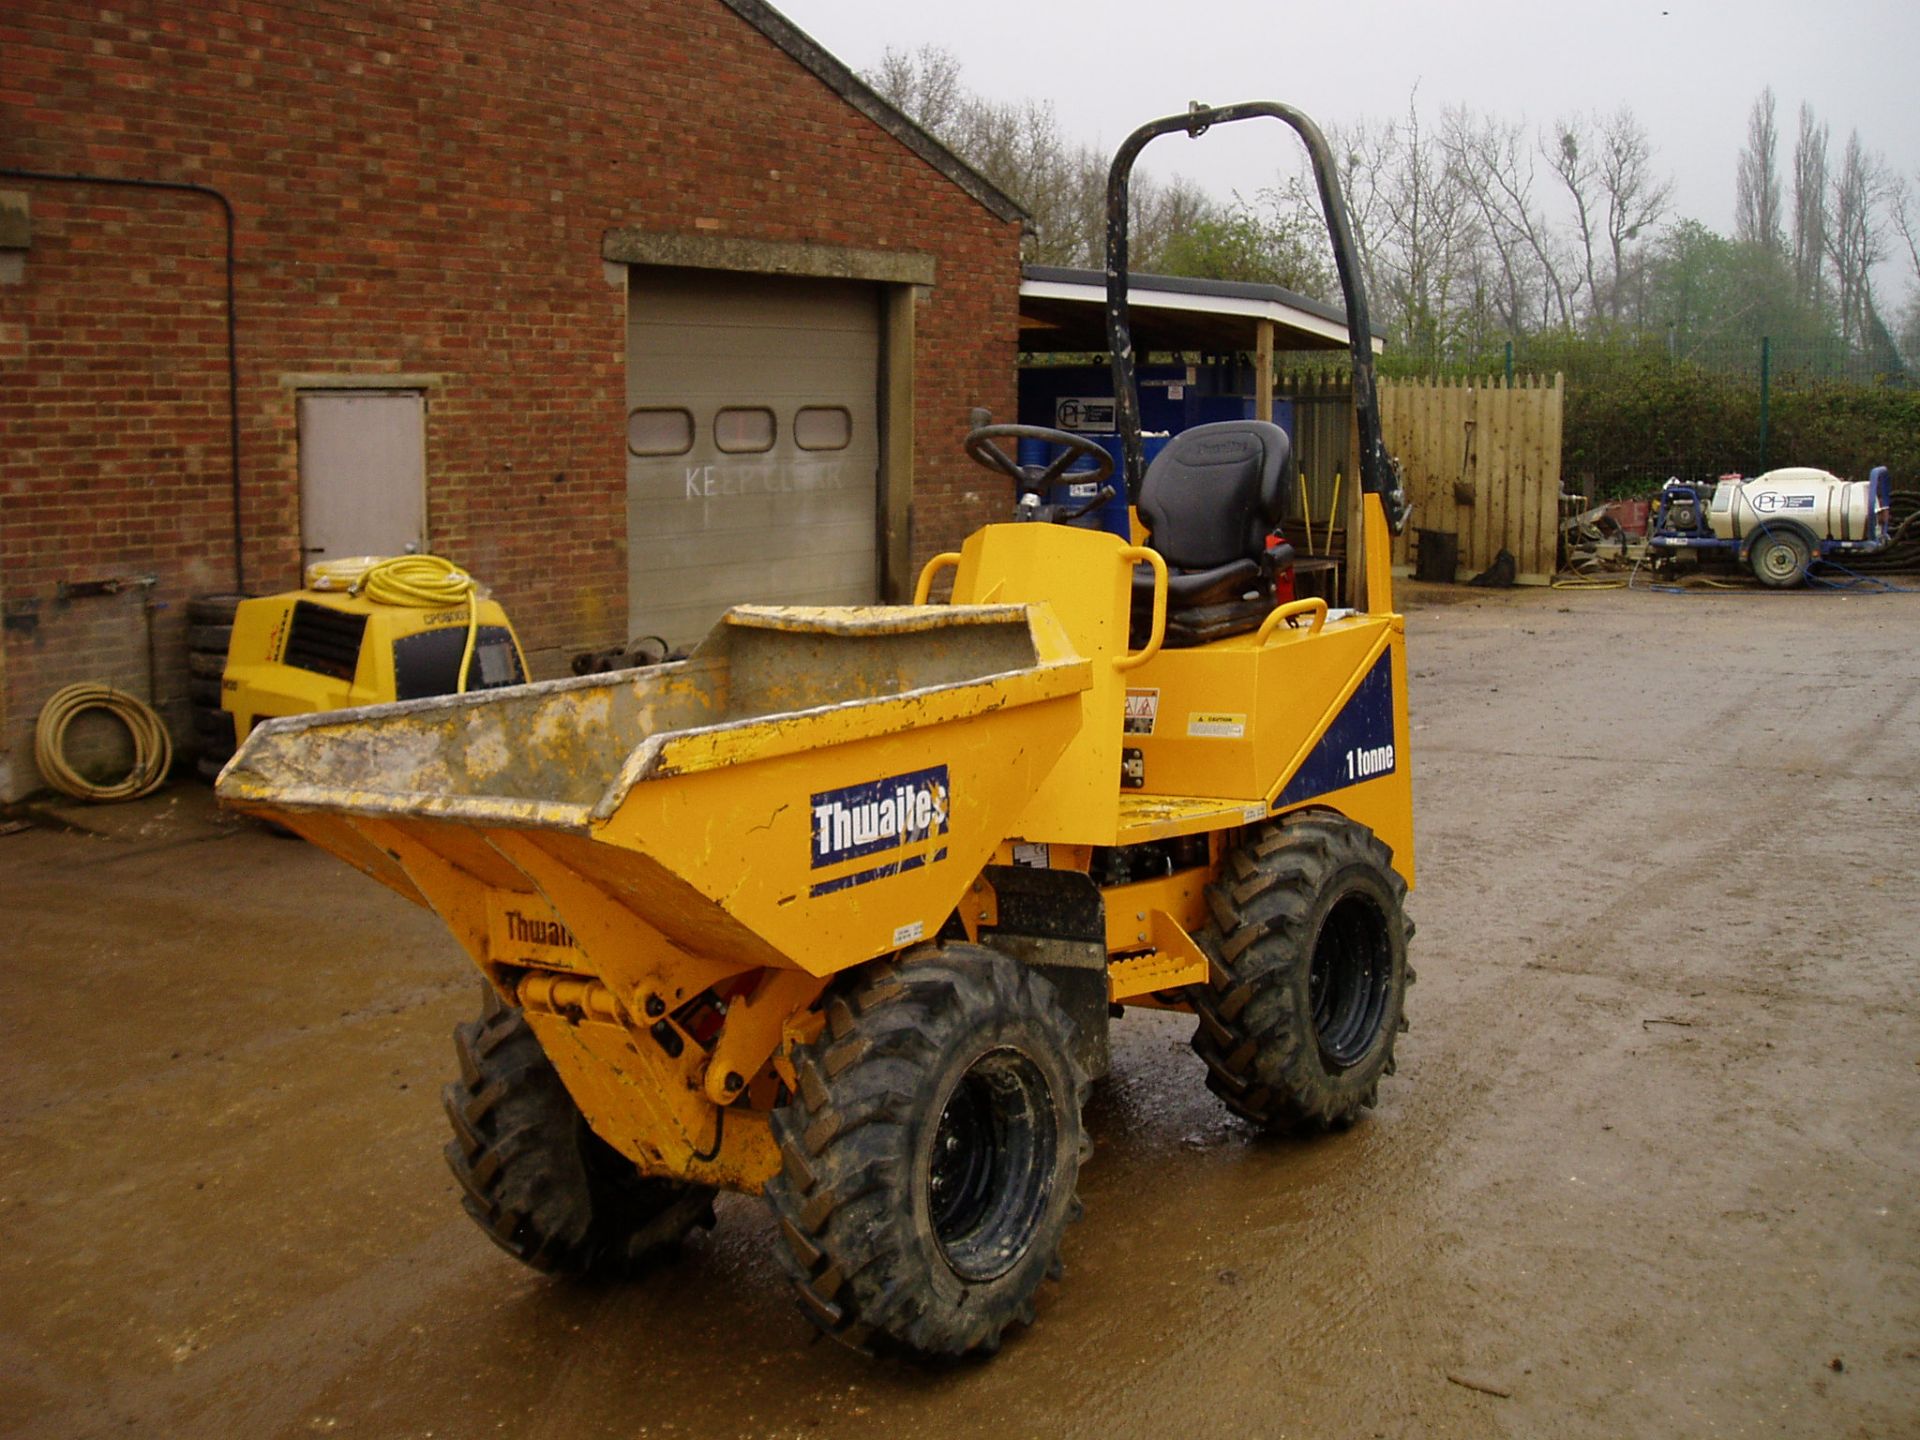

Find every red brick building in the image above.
[0,0,1025,799]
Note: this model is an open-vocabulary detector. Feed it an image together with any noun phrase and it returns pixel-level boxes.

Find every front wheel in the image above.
[766,944,1088,1357]
[1189,810,1412,1134]
[442,985,717,1275]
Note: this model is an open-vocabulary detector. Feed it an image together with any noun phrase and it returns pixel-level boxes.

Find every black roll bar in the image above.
[1103,102,1408,533]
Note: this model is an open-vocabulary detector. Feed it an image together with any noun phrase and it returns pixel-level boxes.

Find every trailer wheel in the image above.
[443,985,716,1276]
[1749,529,1811,587]
[767,944,1089,1357]
[1189,810,1411,1134]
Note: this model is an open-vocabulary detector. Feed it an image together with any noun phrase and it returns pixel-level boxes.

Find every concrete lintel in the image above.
[602,231,935,288]
[278,373,446,390]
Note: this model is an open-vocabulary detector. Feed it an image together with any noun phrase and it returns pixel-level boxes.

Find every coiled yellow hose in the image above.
[350,555,481,693]
[34,683,174,802]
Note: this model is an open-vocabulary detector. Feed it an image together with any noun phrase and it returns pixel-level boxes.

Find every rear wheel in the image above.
[1190,810,1412,1134]
[766,944,1088,1357]
[442,984,716,1275]
[1749,529,1811,588]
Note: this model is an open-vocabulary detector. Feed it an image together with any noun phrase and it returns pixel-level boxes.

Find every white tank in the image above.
[1706,468,1880,543]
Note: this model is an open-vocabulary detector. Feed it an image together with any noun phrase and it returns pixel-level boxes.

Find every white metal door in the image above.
[626,269,880,646]
[297,390,427,561]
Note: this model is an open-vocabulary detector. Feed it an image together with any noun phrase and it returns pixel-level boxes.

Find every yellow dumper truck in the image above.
[219,102,1417,1358]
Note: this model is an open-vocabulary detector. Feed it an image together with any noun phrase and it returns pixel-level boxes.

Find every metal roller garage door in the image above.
[626,268,881,646]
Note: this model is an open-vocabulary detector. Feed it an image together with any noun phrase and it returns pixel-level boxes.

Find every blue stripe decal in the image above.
[1272,652,1397,809]
[809,847,950,898]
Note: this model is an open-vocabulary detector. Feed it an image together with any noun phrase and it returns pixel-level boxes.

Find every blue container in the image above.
[1014,433,1167,540]
[1016,364,1295,446]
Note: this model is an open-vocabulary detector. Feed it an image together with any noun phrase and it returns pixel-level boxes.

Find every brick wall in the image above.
[0,0,1021,799]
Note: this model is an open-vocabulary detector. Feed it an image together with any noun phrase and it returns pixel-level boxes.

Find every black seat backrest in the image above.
[1137,421,1290,570]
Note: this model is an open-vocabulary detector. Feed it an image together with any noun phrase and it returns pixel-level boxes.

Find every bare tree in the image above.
[1895,175,1920,265]
[1790,103,1830,308]
[1443,107,1575,329]
[1327,116,1391,310]
[1826,130,1890,351]
[1124,173,1205,270]
[950,95,1091,264]
[1735,86,1783,251]
[865,45,1235,271]
[1595,109,1672,323]
[1545,116,1603,320]
[1544,109,1671,325]
[1327,93,1484,357]
[1892,176,1920,337]
[867,45,966,139]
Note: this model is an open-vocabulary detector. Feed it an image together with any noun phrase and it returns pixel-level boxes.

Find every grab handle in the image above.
[1257,597,1328,644]
[913,552,963,605]
[1116,546,1167,672]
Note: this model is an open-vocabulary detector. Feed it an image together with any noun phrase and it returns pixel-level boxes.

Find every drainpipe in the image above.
[0,168,245,591]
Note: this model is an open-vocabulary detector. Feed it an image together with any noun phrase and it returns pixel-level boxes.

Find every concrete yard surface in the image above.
[2,584,1917,1439]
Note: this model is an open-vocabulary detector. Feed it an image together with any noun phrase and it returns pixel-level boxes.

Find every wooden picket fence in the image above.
[1380,374,1565,584]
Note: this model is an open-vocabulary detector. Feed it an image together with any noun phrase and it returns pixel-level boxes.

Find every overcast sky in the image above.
[775,0,1919,303]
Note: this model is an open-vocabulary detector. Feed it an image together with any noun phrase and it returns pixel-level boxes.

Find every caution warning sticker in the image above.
[1124,688,1159,735]
[1187,712,1247,739]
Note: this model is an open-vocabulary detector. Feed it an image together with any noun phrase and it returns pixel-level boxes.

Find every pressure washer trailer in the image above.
[1649,466,1892,587]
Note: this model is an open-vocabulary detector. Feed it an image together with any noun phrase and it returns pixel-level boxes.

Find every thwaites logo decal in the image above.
[1272,653,1397,808]
[502,909,577,949]
[809,765,950,897]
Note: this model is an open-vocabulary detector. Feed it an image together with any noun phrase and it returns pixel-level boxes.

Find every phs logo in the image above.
[809,765,950,896]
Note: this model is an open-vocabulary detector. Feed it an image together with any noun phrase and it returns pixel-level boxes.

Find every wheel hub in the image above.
[926,1048,1057,1282]
[1308,892,1394,1070]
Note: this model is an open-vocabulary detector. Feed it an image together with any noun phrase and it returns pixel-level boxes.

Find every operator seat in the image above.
[1131,420,1294,646]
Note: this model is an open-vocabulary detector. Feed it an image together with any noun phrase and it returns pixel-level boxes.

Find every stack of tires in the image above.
[186,593,244,783]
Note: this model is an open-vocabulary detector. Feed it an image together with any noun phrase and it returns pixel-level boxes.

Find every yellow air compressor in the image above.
[208,555,527,769]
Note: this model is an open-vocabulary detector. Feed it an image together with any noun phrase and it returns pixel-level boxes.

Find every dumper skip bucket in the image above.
[219,603,1093,982]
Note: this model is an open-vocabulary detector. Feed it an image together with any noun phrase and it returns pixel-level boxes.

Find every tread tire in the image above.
[187,593,248,626]
[186,623,232,655]
[442,985,717,1276]
[1189,809,1412,1135]
[192,702,235,784]
[187,650,227,680]
[190,706,234,741]
[766,943,1089,1358]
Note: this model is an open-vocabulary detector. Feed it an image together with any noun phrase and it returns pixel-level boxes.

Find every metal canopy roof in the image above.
[1019,264,1385,356]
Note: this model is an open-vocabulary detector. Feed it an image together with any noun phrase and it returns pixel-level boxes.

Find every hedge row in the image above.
[1563,357,1920,498]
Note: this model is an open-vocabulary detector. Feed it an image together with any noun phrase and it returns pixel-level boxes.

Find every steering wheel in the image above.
[962,424,1116,522]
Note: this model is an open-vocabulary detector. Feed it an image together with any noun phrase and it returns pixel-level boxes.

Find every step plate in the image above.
[1108,949,1207,1003]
